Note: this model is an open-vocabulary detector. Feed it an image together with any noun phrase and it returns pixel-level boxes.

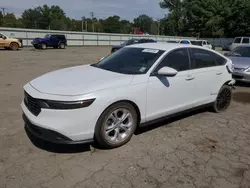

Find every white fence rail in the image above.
[0,27,196,47]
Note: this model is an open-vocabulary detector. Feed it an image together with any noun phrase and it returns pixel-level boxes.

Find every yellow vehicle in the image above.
[0,33,23,50]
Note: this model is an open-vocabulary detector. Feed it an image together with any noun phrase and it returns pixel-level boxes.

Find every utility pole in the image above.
[90,12,94,32]
[81,17,85,32]
[157,18,160,35]
[85,19,88,32]
[0,7,6,16]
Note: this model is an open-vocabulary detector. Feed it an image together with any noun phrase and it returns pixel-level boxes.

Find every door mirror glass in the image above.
[157,67,178,77]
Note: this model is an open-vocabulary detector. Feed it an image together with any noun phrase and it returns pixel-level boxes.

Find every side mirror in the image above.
[2,36,6,40]
[224,52,229,56]
[156,67,178,77]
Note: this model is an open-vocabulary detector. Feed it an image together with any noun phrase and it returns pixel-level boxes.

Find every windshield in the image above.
[0,33,6,39]
[191,41,202,46]
[228,46,250,57]
[121,39,135,46]
[91,47,164,74]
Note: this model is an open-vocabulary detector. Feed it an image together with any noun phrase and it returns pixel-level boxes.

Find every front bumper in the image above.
[21,84,100,143]
[232,71,250,83]
[23,113,93,144]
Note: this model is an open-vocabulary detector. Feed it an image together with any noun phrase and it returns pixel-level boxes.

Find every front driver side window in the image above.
[155,48,190,72]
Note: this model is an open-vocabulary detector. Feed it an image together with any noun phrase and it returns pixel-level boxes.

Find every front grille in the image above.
[23,114,71,142]
[24,91,41,116]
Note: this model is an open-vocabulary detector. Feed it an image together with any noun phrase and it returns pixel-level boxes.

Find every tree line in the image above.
[1,0,250,38]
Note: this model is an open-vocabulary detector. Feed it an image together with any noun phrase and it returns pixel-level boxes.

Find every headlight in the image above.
[40,98,96,110]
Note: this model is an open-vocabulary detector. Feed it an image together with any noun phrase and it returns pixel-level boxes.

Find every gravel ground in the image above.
[0,47,250,188]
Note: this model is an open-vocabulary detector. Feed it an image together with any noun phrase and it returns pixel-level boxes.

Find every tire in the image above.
[10,42,19,51]
[41,43,47,50]
[212,85,232,113]
[94,102,138,149]
[59,43,65,49]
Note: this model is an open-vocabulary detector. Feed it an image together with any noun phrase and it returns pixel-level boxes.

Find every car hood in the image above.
[228,56,250,69]
[33,37,46,41]
[29,65,134,96]
[112,45,123,49]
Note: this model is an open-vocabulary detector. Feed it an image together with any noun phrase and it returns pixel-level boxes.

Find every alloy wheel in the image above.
[216,87,232,111]
[103,108,135,145]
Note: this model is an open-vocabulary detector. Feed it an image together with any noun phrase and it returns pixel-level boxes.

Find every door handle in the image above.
[185,75,195,81]
[216,72,223,75]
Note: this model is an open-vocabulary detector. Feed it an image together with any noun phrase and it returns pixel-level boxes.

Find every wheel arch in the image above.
[223,79,235,86]
[98,99,142,126]
[10,41,19,47]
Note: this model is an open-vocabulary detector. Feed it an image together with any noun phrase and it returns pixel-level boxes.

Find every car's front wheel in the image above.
[95,102,138,149]
[212,85,232,113]
[10,42,19,50]
[41,43,47,50]
[59,43,65,49]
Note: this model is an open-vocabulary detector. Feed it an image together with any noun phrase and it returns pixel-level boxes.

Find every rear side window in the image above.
[52,35,65,40]
[190,48,217,69]
[242,38,249,44]
[156,48,190,72]
[234,38,242,43]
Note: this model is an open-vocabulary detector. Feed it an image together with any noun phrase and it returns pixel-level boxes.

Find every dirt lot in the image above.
[1,47,250,188]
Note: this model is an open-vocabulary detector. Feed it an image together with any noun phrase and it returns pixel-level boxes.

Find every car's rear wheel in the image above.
[95,102,138,149]
[59,43,65,49]
[212,85,232,113]
[10,42,19,50]
[41,43,47,50]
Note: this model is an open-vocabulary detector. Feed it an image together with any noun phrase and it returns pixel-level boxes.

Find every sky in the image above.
[1,0,167,20]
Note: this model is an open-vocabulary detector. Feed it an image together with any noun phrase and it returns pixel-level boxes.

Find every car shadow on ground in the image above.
[235,81,250,88]
[25,107,211,153]
[233,82,250,104]
[233,92,250,104]
[24,126,94,153]
[135,107,209,135]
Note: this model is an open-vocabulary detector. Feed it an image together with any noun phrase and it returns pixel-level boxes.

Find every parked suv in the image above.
[31,34,67,49]
[230,37,250,51]
[111,38,156,53]
[0,33,23,50]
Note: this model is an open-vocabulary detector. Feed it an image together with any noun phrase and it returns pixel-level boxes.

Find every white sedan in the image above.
[21,43,235,148]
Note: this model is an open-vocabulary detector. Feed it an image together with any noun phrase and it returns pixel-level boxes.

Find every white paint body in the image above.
[21,43,233,142]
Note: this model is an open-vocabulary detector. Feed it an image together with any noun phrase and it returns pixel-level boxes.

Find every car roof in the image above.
[126,42,206,51]
[131,38,154,40]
